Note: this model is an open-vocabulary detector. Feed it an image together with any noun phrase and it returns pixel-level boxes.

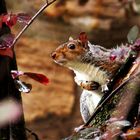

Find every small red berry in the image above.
[109,54,117,61]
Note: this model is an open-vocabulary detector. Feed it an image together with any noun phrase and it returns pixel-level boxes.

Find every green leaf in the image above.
[127,25,139,44]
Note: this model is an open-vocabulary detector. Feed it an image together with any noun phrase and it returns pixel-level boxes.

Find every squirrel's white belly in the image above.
[72,62,108,85]
[80,90,103,122]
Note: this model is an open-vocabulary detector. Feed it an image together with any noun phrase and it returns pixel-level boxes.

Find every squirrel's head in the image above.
[51,32,89,66]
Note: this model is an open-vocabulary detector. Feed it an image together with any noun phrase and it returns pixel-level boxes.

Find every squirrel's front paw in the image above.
[80,81,99,90]
[101,84,109,93]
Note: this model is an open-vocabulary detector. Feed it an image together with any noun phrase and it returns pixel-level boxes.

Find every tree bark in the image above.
[0,0,27,140]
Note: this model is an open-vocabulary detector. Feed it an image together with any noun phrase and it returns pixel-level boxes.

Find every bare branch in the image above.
[26,128,40,140]
[11,0,57,48]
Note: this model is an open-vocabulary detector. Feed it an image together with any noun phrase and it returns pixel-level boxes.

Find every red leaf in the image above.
[109,54,117,61]
[17,13,31,25]
[1,13,31,27]
[78,32,88,47]
[0,48,13,58]
[2,13,17,28]
[11,70,49,86]
[0,34,15,49]
[24,72,49,85]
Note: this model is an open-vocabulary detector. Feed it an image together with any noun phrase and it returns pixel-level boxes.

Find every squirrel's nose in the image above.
[51,52,56,59]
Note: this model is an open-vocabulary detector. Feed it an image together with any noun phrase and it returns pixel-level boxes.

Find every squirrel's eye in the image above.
[68,44,76,49]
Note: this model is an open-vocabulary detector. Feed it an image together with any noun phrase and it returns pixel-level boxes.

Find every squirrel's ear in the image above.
[69,36,74,41]
[78,32,88,48]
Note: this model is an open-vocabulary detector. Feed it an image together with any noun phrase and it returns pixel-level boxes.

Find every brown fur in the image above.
[52,32,124,84]
[52,40,87,63]
[52,37,122,79]
[93,60,122,77]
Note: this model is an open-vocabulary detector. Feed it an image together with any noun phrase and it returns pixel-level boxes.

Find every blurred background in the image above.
[5,0,140,139]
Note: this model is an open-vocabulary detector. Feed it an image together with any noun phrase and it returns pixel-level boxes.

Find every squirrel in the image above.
[51,32,131,123]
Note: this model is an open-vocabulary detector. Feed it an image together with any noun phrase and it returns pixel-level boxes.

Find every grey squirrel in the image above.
[51,32,130,123]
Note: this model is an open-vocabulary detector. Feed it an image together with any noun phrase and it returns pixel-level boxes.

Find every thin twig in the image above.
[26,128,40,140]
[11,0,57,48]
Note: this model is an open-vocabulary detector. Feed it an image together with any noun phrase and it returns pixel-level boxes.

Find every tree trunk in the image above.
[0,0,27,140]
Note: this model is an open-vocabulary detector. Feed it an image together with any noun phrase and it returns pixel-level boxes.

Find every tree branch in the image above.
[12,0,57,48]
